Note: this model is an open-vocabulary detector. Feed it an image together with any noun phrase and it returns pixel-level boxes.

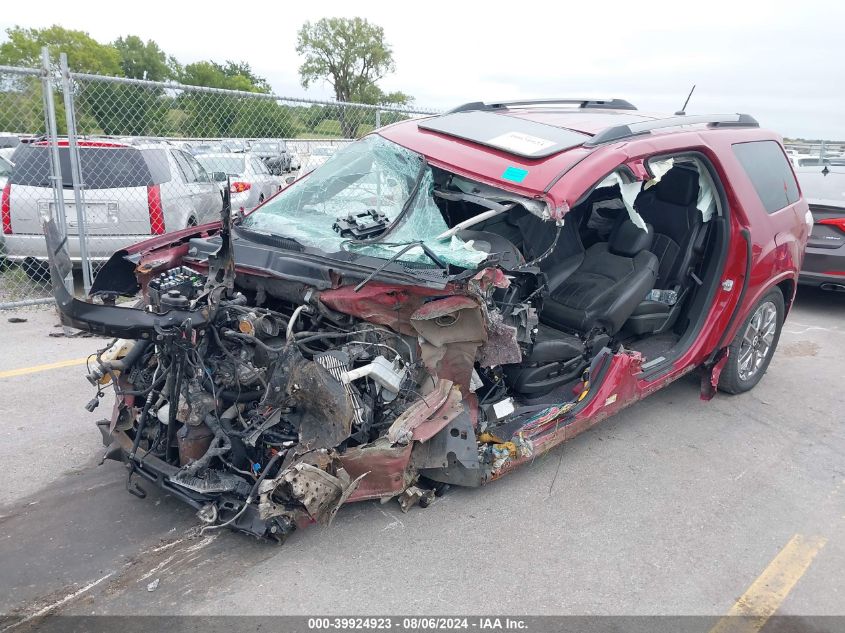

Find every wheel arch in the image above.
[776,278,796,316]
[737,271,794,332]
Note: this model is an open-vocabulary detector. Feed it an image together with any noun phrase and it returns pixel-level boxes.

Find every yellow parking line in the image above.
[0,357,89,379]
[709,533,828,633]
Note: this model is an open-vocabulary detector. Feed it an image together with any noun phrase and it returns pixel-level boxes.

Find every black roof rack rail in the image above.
[584,113,759,147]
[445,98,637,114]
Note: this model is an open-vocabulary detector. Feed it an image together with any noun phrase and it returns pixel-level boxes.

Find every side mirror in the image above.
[285,176,296,185]
[211,171,228,182]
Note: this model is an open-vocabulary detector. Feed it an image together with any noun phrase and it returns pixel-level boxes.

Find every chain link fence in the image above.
[0,62,57,308]
[0,48,438,309]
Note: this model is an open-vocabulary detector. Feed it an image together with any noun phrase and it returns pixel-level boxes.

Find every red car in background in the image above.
[46,98,810,541]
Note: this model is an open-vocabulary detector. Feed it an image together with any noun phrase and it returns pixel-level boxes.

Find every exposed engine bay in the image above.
[73,252,554,541]
[43,144,718,541]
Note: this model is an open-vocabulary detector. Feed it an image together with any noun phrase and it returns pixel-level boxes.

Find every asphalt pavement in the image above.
[0,287,843,624]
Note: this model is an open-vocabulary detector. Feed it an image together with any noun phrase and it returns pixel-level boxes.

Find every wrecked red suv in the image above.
[46,98,810,541]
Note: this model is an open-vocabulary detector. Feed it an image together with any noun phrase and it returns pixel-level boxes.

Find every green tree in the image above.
[0,25,121,75]
[296,17,412,137]
[177,60,273,138]
[230,101,302,138]
[113,35,177,81]
[180,60,269,93]
[301,104,330,132]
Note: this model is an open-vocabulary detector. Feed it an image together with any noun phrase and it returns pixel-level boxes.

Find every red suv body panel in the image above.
[379,110,807,445]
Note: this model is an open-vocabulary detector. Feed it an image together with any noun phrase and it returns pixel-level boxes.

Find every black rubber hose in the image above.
[249,451,284,499]
[201,375,263,402]
[117,339,150,371]
[165,352,184,464]
[128,370,168,461]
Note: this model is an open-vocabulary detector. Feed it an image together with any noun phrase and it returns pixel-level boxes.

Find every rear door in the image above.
[250,156,276,197]
[169,150,217,226]
[179,151,220,222]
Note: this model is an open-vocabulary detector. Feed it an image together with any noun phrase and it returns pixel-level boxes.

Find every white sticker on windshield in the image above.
[487,132,555,156]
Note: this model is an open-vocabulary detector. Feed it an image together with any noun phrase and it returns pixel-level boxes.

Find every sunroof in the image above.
[417,111,589,158]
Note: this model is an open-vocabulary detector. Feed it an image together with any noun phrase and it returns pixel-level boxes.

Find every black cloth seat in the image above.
[635,165,703,290]
[541,219,658,335]
[623,165,704,335]
[515,212,584,291]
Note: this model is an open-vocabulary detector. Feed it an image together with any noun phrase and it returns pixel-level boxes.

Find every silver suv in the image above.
[194,153,285,211]
[1,140,221,263]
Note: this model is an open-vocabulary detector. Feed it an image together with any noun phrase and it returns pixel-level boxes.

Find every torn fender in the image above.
[336,439,414,502]
[387,379,462,444]
[699,348,730,401]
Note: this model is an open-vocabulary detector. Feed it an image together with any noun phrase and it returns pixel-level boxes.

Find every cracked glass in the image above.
[242,135,487,267]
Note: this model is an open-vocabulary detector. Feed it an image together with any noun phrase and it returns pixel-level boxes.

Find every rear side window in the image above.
[732,141,799,214]
[9,145,170,189]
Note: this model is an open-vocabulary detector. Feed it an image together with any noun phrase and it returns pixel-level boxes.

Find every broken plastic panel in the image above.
[602,171,648,232]
[242,135,487,268]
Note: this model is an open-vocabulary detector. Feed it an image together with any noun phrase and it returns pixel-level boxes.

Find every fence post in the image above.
[375,109,381,130]
[40,47,74,301]
[59,53,93,293]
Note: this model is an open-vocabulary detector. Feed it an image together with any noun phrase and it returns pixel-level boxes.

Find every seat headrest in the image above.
[609,219,654,257]
[655,166,700,206]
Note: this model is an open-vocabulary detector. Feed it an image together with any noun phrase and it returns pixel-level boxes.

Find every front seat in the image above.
[637,165,702,289]
[541,219,659,335]
[504,220,657,396]
[623,165,704,335]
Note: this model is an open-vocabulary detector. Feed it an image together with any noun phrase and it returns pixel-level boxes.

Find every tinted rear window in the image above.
[10,145,170,189]
[732,141,800,214]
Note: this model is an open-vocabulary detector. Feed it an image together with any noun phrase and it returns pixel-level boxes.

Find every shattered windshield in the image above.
[241,135,487,267]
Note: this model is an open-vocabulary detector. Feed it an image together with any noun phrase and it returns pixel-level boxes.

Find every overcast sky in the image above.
[2,0,842,139]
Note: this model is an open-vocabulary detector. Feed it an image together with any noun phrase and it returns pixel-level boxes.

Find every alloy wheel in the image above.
[737,300,778,381]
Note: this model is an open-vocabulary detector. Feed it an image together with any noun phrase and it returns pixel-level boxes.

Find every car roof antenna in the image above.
[675,84,696,116]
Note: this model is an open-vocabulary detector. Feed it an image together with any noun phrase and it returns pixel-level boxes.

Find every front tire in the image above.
[718,288,784,394]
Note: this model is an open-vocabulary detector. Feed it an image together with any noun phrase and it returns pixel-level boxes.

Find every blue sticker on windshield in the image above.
[502,166,528,183]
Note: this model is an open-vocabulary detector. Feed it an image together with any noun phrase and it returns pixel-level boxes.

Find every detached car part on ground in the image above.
[46,99,809,542]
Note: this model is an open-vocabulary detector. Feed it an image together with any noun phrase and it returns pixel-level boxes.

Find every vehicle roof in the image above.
[194,153,248,159]
[497,108,667,135]
[30,138,169,151]
[378,103,770,199]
